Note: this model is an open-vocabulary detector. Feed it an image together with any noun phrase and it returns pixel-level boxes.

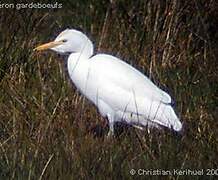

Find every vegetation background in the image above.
[0,0,217,179]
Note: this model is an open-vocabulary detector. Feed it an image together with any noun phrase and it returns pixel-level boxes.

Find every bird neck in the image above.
[67,52,91,88]
[79,37,94,58]
[67,52,91,70]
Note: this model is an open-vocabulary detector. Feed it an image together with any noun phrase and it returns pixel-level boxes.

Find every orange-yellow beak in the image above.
[34,41,63,51]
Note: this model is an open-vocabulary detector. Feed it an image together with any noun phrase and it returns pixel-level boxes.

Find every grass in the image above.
[0,0,217,179]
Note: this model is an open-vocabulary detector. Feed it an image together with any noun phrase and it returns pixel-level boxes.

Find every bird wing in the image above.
[90,54,171,104]
[87,54,181,131]
[90,70,181,131]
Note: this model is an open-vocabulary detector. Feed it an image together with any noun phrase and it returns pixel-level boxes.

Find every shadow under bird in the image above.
[34,29,182,136]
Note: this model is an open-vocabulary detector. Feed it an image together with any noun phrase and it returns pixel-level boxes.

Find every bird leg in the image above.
[107,122,114,137]
[107,114,115,137]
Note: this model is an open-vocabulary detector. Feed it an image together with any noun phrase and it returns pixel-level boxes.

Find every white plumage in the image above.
[35,29,182,135]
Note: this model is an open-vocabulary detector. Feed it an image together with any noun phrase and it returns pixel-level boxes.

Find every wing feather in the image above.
[90,54,171,104]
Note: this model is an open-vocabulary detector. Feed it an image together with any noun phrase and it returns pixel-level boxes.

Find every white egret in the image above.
[34,29,182,135]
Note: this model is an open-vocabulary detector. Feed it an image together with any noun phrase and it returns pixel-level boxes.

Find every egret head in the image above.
[34,29,94,57]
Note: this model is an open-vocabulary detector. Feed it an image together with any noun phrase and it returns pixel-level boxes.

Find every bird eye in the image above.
[62,39,67,43]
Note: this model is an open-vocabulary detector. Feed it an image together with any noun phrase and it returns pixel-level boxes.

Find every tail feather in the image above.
[115,104,182,132]
[116,105,182,131]
[156,105,182,131]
